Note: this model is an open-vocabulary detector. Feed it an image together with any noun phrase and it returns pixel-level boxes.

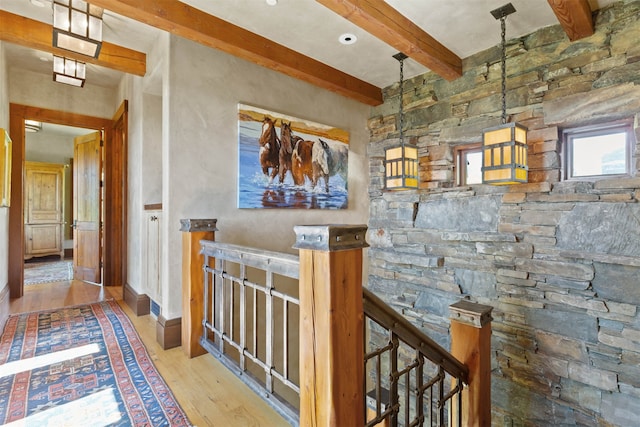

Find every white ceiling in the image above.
[1,0,619,91]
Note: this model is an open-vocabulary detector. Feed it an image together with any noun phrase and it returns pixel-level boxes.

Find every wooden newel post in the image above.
[180,218,218,358]
[449,300,493,427]
[294,224,369,427]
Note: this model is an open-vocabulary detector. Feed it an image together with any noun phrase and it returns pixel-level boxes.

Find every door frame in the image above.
[8,103,127,298]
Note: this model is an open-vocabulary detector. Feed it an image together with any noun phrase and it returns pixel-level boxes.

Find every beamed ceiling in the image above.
[0,0,614,106]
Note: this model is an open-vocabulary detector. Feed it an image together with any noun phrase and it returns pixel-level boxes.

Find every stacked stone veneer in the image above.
[367,2,640,426]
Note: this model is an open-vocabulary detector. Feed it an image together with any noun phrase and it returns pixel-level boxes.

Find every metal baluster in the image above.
[229,265,235,347]
[219,258,225,354]
[457,379,463,427]
[240,263,246,371]
[390,331,399,427]
[283,299,288,380]
[438,366,445,425]
[253,284,257,362]
[265,270,274,393]
[416,352,424,427]
[203,254,210,345]
[405,366,410,426]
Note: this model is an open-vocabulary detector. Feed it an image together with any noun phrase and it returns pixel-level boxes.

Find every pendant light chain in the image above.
[500,15,507,125]
[399,55,405,145]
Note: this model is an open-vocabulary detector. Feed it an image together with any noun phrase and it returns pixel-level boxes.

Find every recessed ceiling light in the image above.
[30,0,47,7]
[339,33,357,45]
[266,0,277,5]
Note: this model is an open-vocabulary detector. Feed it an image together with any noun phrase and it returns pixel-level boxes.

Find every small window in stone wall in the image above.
[454,143,482,186]
[562,121,634,180]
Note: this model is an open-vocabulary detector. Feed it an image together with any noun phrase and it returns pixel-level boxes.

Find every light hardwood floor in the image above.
[9,280,290,427]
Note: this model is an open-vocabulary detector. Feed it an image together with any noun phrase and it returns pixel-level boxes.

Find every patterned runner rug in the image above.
[0,301,192,426]
[23,260,73,285]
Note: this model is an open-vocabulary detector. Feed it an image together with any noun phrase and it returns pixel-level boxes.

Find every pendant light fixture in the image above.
[52,0,103,58]
[53,55,86,87]
[482,3,528,185]
[385,52,419,190]
[25,120,43,133]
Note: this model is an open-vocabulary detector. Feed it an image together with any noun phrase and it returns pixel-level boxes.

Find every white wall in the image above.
[118,32,169,298]
[159,35,371,319]
[142,93,163,204]
[0,41,10,298]
[25,132,74,163]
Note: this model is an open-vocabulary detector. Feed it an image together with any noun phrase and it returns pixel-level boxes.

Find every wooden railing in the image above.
[181,221,492,427]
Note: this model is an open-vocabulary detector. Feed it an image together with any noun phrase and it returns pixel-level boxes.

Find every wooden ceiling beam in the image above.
[89,0,383,106]
[316,0,462,81]
[0,10,146,77]
[547,0,594,41]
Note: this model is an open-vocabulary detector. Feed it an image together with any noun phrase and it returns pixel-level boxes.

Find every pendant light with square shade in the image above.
[384,53,419,190]
[481,3,528,185]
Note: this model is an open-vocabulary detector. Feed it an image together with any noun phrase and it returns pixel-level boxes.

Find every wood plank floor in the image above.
[9,280,290,427]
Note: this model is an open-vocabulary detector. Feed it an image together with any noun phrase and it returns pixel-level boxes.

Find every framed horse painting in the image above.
[237,104,349,209]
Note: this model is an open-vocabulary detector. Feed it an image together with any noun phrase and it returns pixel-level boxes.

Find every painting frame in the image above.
[237,104,349,209]
[0,128,12,207]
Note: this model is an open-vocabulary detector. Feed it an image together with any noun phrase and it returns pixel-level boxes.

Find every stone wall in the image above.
[367,2,640,425]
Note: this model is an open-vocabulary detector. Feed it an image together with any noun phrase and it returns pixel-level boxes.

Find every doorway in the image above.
[8,102,128,299]
[22,123,94,286]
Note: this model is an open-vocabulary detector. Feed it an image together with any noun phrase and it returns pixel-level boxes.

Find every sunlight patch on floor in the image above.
[0,343,100,378]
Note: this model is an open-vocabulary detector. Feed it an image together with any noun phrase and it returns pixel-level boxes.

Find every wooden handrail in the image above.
[363,288,469,384]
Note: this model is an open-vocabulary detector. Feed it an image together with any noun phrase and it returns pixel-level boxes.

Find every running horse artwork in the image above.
[259,117,281,183]
[238,104,349,209]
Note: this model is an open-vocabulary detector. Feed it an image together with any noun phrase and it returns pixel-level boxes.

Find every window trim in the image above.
[454,143,482,186]
[562,120,635,181]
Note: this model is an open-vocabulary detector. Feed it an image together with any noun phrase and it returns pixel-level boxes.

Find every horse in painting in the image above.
[311,139,348,192]
[281,121,315,186]
[278,122,295,183]
[259,117,281,183]
[291,138,315,186]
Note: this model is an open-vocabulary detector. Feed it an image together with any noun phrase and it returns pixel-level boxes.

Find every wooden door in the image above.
[73,132,102,283]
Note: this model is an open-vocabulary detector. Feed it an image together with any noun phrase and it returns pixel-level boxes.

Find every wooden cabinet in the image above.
[24,162,65,260]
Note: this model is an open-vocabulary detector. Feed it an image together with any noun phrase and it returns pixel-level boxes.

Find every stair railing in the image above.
[363,288,468,427]
[181,221,492,427]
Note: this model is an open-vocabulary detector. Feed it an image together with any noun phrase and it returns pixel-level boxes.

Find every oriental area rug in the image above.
[23,260,73,285]
[0,301,192,426]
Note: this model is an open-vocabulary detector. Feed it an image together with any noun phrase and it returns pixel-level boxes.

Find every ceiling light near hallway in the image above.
[266,0,278,5]
[52,0,103,58]
[25,120,42,132]
[53,55,86,87]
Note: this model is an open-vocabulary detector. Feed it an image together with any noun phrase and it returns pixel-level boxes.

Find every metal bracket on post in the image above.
[179,218,218,233]
[293,224,369,252]
[449,300,493,328]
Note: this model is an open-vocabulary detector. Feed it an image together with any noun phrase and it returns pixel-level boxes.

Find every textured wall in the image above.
[9,69,116,120]
[367,2,640,425]
[157,35,371,319]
